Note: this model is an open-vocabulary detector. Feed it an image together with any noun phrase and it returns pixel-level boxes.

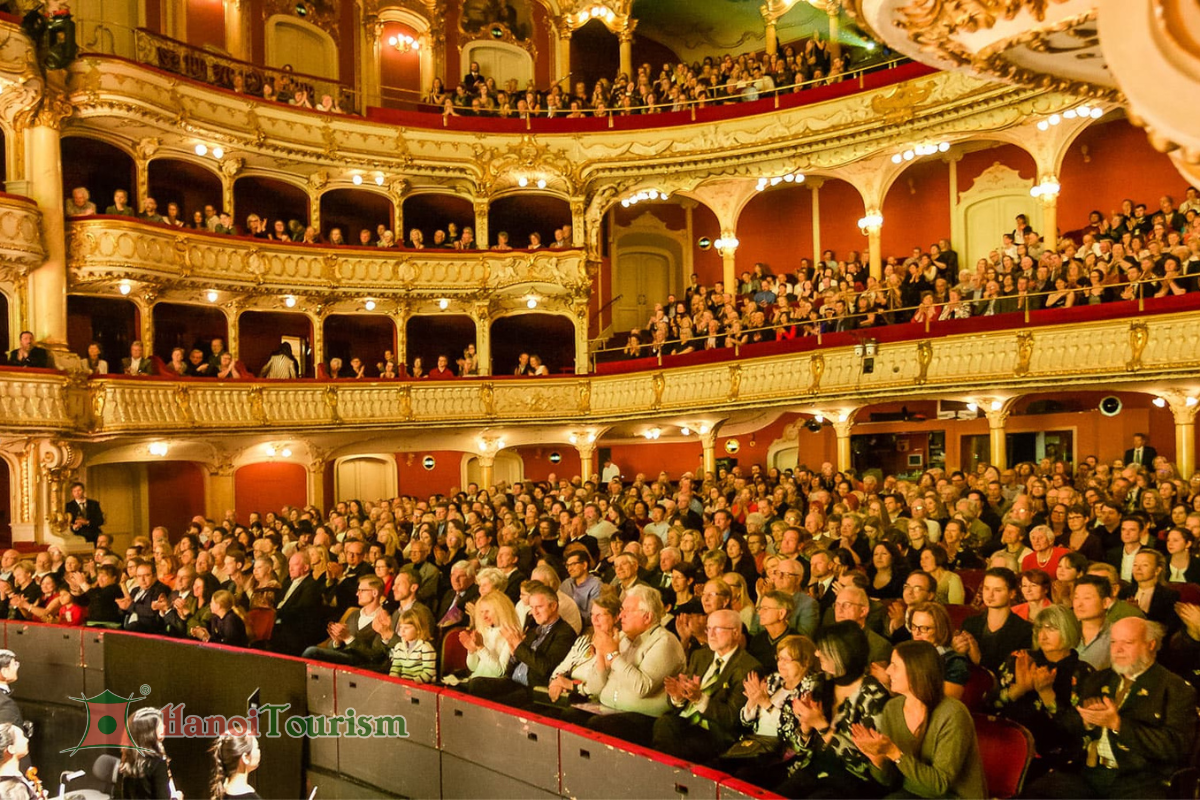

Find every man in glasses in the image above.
[747,591,797,672]
[653,609,761,764]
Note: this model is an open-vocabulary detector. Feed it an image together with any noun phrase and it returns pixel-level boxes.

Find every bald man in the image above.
[652,608,760,764]
[1029,616,1196,798]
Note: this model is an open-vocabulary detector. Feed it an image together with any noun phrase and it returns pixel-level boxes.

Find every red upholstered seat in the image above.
[441,629,470,677]
[972,713,1035,799]
[946,603,976,631]
[957,569,985,604]
[960,664,996,713]
[245,607,275,646]
[1178,583,1200,606]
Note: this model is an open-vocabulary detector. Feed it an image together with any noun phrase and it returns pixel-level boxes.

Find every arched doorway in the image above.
[265,16,337,79]
[463,452,524,487]
[335,455,398,504]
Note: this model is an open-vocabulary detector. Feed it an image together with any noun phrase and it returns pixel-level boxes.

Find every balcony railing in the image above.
[0,193,45,270]
[67,218,589,298]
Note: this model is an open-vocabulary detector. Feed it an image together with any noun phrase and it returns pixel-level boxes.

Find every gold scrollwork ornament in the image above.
[1127,321,1149,371]
[916,340,933,384]
[1014,331,1034,376]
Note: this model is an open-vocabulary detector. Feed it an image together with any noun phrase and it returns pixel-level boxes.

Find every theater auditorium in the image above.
[0,0,1195,797]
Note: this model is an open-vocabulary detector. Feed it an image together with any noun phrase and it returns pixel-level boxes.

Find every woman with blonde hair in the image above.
[460,590,520,679]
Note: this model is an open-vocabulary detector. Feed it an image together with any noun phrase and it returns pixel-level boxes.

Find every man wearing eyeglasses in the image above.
[772,558,819,637]
[653,608,761,764]
[834,586,893,667]
[747,591,797,672]
[884,571,936,642]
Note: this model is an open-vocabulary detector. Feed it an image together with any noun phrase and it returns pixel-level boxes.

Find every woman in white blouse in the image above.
[460,590,521,678]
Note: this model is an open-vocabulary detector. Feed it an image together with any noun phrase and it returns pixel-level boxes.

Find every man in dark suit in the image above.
[652,608,761,764]
[7,331,48,369]
[333,539,371,611]
[496,545,526,605]
[468,583,574,709]
[436,561,480,630]
[66,482,104,544]
[303,575,388,668]
[271,552,327,656]
[117,561,169,634]
[1124,433,1158,468]
[1029,617,1196,798]
[121,340,153,376]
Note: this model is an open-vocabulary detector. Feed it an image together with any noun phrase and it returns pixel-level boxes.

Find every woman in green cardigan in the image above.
[851,640,987,799]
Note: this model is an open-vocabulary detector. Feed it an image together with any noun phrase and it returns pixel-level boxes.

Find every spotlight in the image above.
[536,179,546,189]
[568,433,578,444]
[148,442,168,457]
[526,298,537,309]
[119,281,132,296]
[966,402,978,413]
[194,144,208,156]
[438,298,449,310]
[266,445,277,457]
[352,175,363,185]
[518,177,528,187]
[281,447,292,458]
[1153,397,1167,408]
[1188,397,1199,408]
[212,147,224,159]
[990,400,1003,412]
[364,299,376,311]
[680,426,690,436]
[375,174,385,186]
[206,289,219,302]
[284,296,296,308]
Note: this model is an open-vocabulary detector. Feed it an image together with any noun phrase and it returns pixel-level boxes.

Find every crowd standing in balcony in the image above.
[433,38,856,120]
[612,191,1200,360]
[10,436,1200,796]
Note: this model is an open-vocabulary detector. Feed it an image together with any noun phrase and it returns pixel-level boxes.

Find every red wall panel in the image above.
[1059,119,1189,232]
[514,446,581,483]
[817,180,867,263]
[234,463,307,522]
[380,22,423,106]
[737,186,814,275]
[396,451,464,499]
[148,461,208,538]
[881,158,951,257]
[186,0,225,50]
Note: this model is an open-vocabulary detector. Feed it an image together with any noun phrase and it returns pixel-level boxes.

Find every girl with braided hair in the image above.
[208,731,260,799]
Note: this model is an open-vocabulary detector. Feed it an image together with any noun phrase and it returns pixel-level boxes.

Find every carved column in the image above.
[570,197,586,247]
[307,458,327,513]
[224,0,249,61]
[1164,393,1199,480]
[477,453,495,489]
[699,428,718,478]
[576,442,596,482]
[473,198,490,249]
[307,171,329,232]
[388,179,408,241]
[21,84,73,354]
[831,417,854,475]
[311,311,326,372]
[227,308,241,364]
[393,305,409,368]
[22,439,85,549]
[473,303,492,376]
[985,401,1014,470]
[137,294,156,358]
[618,27,634,79]
[1035,174,1060,251]
[827,7,842,62]
[717,231,738,291]
[361,16,384,109]
[572,296,589,374]
[557,29,572,87]
[219,157,244,219]
[765,20,778,57]
[133,137,159,211]
[859,210,883,280]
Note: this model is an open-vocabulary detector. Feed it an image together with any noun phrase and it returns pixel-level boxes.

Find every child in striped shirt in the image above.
[389,608,437,683]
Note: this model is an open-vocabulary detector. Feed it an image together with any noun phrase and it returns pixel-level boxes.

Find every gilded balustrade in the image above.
[66,219,589,299]
[0,195,46,271]
[40,308,1197,434]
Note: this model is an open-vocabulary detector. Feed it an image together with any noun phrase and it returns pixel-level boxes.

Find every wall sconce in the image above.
[388,34,420,52]
[1030,178,1061,199]
[118,281,132,296]
[755,173,804,191]
[148,442,169,457]
[714,236,739,256]
[857,212,883,235]
[642,428,661,440]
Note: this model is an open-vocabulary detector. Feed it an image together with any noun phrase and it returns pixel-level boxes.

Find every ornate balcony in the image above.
[0,194,46,273]
[67,218,590,313]
[0,296,1178,436]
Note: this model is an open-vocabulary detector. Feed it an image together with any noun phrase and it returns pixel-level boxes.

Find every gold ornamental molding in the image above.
[0,196,45,271]
[66,219,590,307]
[6,306,1184,436]
[49,52,1073,201]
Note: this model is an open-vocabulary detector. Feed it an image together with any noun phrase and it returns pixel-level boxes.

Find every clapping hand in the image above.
[458,628,481,654]
[850,723,900,764]
[1077,697,1121,731]
[791,693,827,731]
[869,661,890,690]
[1176,602,1200,641]
[1008,650,1035,700]
[887,600,906,632]
[952,630,981,663]
[500,623,523,651]
[743,672,769,709]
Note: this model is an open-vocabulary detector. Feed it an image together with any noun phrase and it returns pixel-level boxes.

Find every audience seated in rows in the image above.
[27,436,1200,797]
